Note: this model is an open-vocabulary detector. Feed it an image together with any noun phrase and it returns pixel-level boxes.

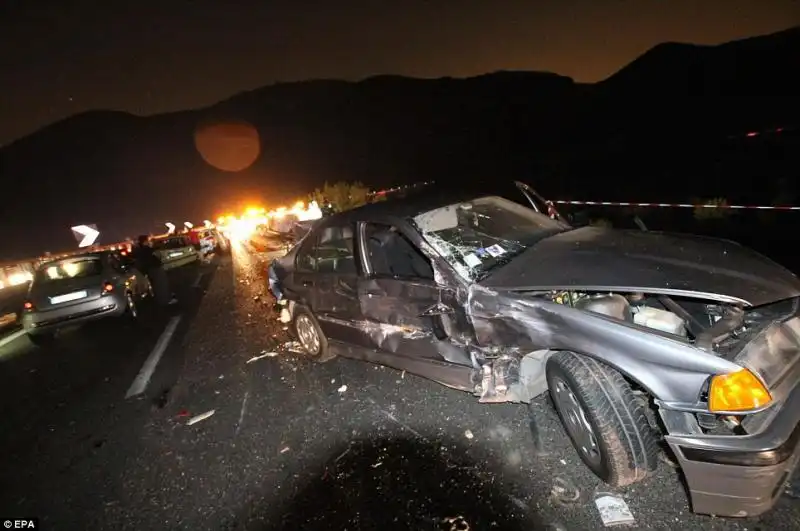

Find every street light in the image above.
[165,222,176,233]
[184,221,194,229]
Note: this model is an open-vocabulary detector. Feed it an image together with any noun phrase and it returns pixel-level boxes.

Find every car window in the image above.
[363,223,434,280]
[35,257,103,284]
[314,224,356,274]
[108,254,125,273]
[295,237,317,272]
[412,195,569,281]
[153,237,189,250]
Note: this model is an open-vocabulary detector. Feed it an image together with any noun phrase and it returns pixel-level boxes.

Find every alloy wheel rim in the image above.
[296,315,320,355]
[552,377,601,466]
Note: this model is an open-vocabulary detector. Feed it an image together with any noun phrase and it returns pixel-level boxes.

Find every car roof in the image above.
[319,181,523,226]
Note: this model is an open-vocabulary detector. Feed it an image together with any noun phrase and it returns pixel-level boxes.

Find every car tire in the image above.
[28,332,55,347]
[292,306,335,362]
[546,351,659,487]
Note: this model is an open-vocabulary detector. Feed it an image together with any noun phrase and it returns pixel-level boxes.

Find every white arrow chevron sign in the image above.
[71,224,100,247]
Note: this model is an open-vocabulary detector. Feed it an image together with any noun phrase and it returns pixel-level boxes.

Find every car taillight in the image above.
[102,282,114,294]
[23,301,34,311]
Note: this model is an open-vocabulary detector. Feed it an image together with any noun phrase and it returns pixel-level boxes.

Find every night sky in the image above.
[1,0,796,146]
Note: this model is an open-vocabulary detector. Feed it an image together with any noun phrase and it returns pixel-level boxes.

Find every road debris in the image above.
[378,408,426,440]
[334,447,351,463]
[549,476,581,506]
[464,429,474,440]
[280,446,290,454]
[246,351,278,363]
[440,515,470,530]
[786,477,800,499]
[594,494,635,527]
[283,340,304,353]
[235,391,249,436]
[186,409,216,426]
[337,384,348,393]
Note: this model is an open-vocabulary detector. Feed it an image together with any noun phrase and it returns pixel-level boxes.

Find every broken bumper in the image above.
[665,384,800,517]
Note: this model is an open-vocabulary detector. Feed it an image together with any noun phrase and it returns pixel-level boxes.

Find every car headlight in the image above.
[708,368,772,412]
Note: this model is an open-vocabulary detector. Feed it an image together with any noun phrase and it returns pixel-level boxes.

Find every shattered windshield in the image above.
[413,196,568,281]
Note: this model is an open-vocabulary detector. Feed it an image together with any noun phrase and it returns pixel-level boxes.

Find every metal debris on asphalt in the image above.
[337,384,348,393]
[283,340,304,353]
[246,351,278,363]
[464,429,474,439]
[334,447,351,463]
[186,409,216,426]
[786,477,800,499]
[440,516,470,531]
[549,476,581,506]
[280,446,290,454]
[594,494,635,527]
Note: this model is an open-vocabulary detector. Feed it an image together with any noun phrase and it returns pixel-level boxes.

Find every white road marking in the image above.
[0,329,27,349]
[125,315,182,398]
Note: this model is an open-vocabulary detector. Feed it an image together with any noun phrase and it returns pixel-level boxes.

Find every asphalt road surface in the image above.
[0,242,797,530]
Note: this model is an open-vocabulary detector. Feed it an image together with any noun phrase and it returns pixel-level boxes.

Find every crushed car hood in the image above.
[478,227,800,306]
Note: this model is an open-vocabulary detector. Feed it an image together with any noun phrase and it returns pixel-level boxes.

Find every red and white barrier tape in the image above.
[553,201,800,211]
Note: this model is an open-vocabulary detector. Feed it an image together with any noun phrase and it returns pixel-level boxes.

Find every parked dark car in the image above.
[270,181,800,518]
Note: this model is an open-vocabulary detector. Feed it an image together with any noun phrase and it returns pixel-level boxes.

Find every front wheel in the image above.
[292,307,335,362]
[546,351,659,487]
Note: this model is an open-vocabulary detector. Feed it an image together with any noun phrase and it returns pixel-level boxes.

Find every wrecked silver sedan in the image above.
[271,183,800,518]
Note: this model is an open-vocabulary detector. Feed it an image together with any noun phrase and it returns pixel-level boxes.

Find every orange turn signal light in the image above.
[708,369,772,412]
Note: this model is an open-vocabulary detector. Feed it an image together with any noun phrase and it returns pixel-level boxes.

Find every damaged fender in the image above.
[467,285,742,405]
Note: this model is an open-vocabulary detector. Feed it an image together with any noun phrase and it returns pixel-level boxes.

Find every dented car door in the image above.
[355,220,473,366]
[308,224,364,344]
[357,278,471,365]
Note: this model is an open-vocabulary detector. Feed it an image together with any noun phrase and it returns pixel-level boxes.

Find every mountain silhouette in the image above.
[0,27,798,259]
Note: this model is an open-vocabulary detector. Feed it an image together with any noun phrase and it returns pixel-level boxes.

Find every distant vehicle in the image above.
[270,181,800,519]
[150,235,200,269]
[187,227,230,256]
[21,251,153,345]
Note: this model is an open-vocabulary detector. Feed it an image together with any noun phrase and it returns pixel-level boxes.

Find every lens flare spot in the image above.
[194,121,261,172]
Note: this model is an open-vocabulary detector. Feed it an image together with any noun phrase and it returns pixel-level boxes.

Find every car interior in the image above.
[365,223,434,281]
[299,222,436,282]
[313,225,357,274]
